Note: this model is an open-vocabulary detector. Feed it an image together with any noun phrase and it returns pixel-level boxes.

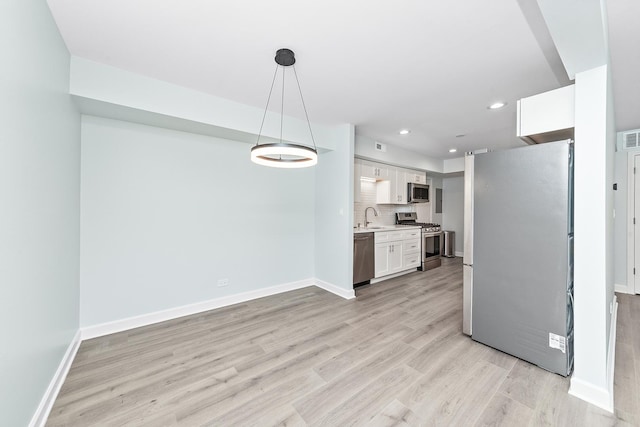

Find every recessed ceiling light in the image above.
[488,102,507,110]
[399,129,410,135]
[449,148,457,153]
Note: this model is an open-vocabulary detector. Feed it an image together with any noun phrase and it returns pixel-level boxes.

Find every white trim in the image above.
[569,378,612,413]
[607,296,619,412]
[455,251,464,257]
[81,277,358,339]
[568,297,618,414]
[29,330,82,427]
[615,283,633,294]
[370,268,418,284]
[81,278,315,339]
[314,279,356,299]
[626,152,637,294]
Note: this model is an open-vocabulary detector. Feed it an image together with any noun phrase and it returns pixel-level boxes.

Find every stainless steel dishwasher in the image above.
[353,232,375,286]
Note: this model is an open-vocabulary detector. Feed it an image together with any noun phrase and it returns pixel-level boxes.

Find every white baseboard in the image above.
[615,283,633,294]
[81,277,355,340]
[607,295,618,412]
[81,278,316,339]
[569,378,613,413]
[455,251,464,257]
[314,279,355,299]
[370,268,418,284]
[29,330,82,427]
[569,294,617,414]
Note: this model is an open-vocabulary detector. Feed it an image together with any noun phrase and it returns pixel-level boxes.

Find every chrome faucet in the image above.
[364,206,378,228]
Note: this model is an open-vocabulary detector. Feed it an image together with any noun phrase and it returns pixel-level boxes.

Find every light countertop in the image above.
[353,225,421,234]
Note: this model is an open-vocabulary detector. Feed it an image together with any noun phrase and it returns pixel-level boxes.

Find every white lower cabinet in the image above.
[402,239,422,268]
[374,229,421,279]
[375,242,402,277]
[374,242,390,277]
[403,253,421,269]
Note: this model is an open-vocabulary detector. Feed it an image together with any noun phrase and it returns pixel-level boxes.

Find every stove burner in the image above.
[395,212,441,232]
[397,222,441,232]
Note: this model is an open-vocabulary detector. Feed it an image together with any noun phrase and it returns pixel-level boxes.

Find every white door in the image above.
[375,243,390,278]
[389,242,404,273]
[635,155,640,293]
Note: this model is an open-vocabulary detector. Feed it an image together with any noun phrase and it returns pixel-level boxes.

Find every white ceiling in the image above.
[606,0,640,133]
[45,0,633,159]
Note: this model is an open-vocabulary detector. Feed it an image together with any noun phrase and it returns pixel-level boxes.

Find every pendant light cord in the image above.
[280,65,285,146]
[255,55,317,153]
[293,64,317,151]
[255,64,279,146]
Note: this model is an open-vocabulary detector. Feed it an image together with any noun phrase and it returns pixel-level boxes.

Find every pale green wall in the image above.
[315,125,355,290]
[354,134,443,173]
[80,116,316,326]
[0,1,80,425]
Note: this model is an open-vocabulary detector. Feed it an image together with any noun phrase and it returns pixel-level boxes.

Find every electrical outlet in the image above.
[217,278,229,287]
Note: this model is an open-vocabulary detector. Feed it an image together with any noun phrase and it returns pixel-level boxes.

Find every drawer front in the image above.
[402,229,421,240]
[375,231,389,243]
[375,231,403,243]
[403,239,421,254]
[403,253,421,268]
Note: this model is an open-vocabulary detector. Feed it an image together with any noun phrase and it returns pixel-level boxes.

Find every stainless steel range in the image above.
[396,212,442,270]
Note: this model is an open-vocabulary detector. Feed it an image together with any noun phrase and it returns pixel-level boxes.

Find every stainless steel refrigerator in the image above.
[463,140,574,376]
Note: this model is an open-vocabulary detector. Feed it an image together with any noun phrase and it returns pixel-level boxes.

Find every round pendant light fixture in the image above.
[251,48,318,168]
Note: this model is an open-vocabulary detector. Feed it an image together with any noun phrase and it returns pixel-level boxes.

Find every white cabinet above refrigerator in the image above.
[517,85,575,145]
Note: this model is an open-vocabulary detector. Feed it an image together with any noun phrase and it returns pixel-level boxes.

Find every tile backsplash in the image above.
[354,181,431,227]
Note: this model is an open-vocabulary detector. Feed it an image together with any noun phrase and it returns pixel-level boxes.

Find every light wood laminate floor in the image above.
[48,258,639,426]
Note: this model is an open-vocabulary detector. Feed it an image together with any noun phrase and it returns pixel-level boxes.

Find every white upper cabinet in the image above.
[395,168,410,204]
[406,170,426,184]
[376,167,408,205]
[517,85,575,144]
[376,179,393,204]
[360,160,389,180]
[354,158,425,205]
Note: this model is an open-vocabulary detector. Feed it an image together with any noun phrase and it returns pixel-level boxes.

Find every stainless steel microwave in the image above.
[408,183,429,203]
